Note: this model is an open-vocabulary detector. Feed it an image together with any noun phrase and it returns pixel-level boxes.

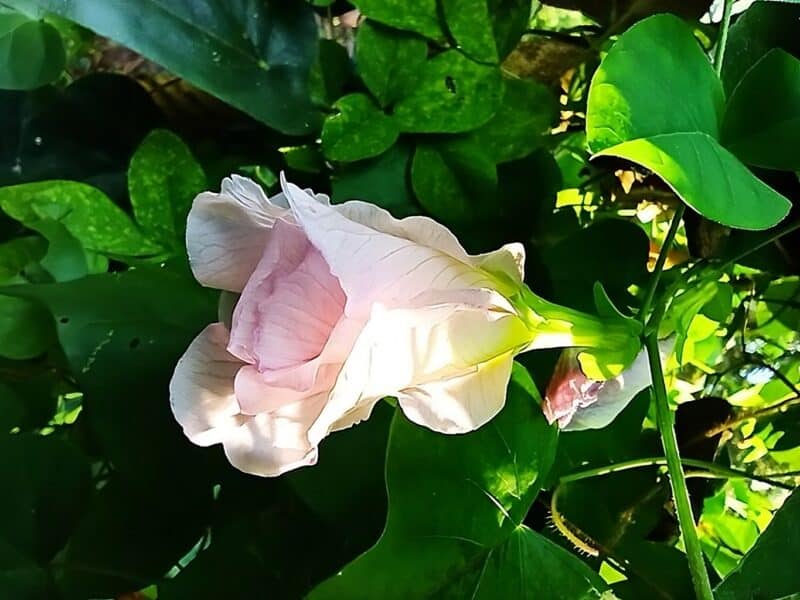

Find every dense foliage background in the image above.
[1,0,799,598]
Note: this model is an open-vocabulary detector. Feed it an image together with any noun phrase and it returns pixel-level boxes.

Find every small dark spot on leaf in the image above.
[445,76,457,94]
[129,338,140,349]
[59,317,70,324]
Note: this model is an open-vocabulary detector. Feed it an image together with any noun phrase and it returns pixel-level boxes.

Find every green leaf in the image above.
[0,236,45,283]
[721,49,800,171]
[441,0,530,63]
[595,132,791,231]
[309,39,350,107]
[309,364,563,599]
[460,77,558,164]
[441,0,498,62]
[0,294,54,359]
[352,0,443,40]
[331,143,421,218]
[0,434,90,562]
[394,50,504,133]
[356,20,428,107]
[7,0,321,135]
[0,9,65,90]
[585,13,792,230]
[722,0,800,95]
[27,218,94,282]
[454,526,610,599]
[0,180,161,257]
[586,14,723,153]
[715,489,800,600]
[411,142,497,224]
[321,94,399,162]
[128,129,206,248]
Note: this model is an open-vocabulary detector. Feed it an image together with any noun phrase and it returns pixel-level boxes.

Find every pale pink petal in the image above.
[336,200,525,286]
[307,294,532,445]
[227,219,346,370]
[186,176,331,292]
[398,351,515,434]
[544,343,661,431]
[280,175,519,318]
[234,363,339,415]
[187,175,291,292]
[169,323,248,446]
[221,395,326,477]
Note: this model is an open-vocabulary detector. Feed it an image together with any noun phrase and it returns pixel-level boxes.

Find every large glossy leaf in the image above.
[0,9,65,90]
[128,129,206,249]
[393,50,504,133]
[586,14,723,153]
[308,364,568,599]
[0,294,53,359]
[595,132,791,231]
[715,489,800,599]
[721,49,800,171]
[585,14,791,230]
[8,0,321,135]
[0,181,161,257]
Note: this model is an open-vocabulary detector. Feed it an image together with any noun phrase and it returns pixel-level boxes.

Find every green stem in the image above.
[639,205,685,324]
[647,333,714,600]
[714,0,735,77]
[560,456,794,491]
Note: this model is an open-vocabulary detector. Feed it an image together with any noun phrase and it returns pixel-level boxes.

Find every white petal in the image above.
[222,395,326,477]
[280,175,521,318]
[336,199,525,285]
[398,351,515,434]
[187,176,291,292]
[307,295,531,445]
[169,323,248,446]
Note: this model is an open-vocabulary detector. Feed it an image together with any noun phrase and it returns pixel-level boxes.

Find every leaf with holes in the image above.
[356,21,428,107]
[393,50,504,133]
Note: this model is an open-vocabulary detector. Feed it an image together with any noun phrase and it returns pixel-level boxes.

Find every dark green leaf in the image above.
[7,0,321,135]
[411,141,497,224]
[721,49,800,171]
[331,143,421,218]
[441,0,498,63]
[309,39,351,107]
[0,236,45,283]
[128,129,206,249]
[0,295,53,359]
[0,10,65,90]
[461,76,558,163]
[321,94,399,162]
[0,434,90,562]
[352,0,443,40]
[394,50,504,133]
[722,1,800,95]
[715,489,800,600]
[0,180,161,257]
[595,132,791,230]
[309,364,561,599]
[356,20,428,107]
